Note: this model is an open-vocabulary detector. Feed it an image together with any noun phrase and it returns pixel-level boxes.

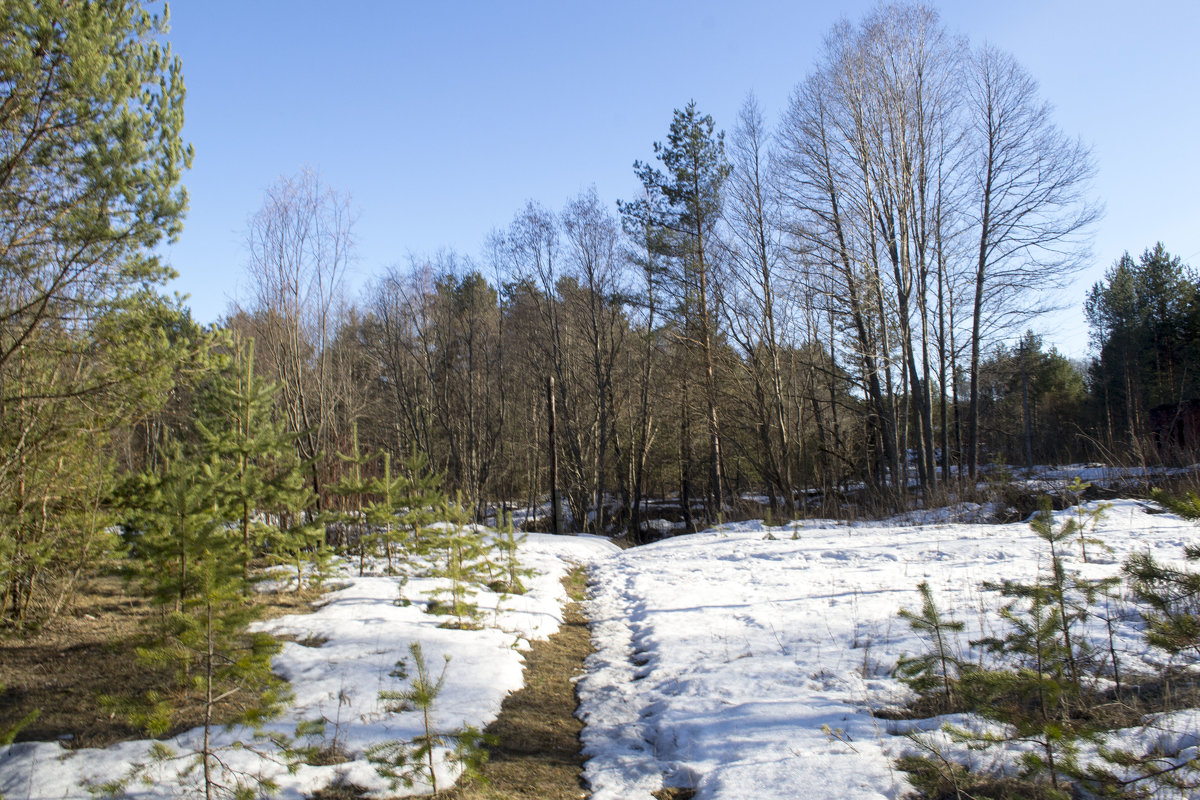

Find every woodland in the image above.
[4,1,1200,799]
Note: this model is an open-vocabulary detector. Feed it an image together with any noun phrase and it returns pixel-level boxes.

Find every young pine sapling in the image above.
[366,642,490,795]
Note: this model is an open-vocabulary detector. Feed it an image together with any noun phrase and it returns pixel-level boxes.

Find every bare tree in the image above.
[720,94,798,515]
[561,188,627,532]
[962,44,1099,478]
[241,168,354,508]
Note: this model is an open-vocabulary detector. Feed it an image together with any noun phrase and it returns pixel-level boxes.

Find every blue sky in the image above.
[163,1,1200,358]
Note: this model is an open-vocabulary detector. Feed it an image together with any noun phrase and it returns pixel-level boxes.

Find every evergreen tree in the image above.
[487,512,534,596]
[195,335,316,588]
[328,423,374,576]
[366,642,490,796]
[396,449,448,554]
[1085,244,1199,450]
[114,441,293,799]
[0,0,192,624]
[1125,494,1200,661]
[623,101,731,518]
[895,581,964,711]
[424,495,488,629]
[366,452,408,574]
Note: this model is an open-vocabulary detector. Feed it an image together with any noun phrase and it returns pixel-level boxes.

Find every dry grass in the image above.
[3,566,604,800]
[443,566,592,800]
[0,574,321,749]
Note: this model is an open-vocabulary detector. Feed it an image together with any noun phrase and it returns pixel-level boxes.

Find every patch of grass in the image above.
[0,575,320,749]
[897,754,1065,800]
[307,777,372,799]
[441,566,593,800]
[652,789,696,800]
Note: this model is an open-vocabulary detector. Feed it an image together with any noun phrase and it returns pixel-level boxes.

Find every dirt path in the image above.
[443,566,592,800]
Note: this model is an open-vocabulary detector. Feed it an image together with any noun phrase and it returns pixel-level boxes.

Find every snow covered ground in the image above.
[576,499,1200,800]
[0,533,617,799]
[5,500,1200,800]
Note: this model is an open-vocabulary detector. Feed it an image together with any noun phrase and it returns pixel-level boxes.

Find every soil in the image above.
[0,574,322,749]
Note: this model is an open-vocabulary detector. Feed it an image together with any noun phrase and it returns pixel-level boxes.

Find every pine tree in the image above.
[953,499,1109,794]
[366,642,490,796]
[120,446,229,616]
[366,452,408,574]
[328,423,374,576]
[624,101,731,518]
[424,495,488,629]
[0,0,192,625]
[195,335,317,588]
[486,511,534,596]
[114,441,293,799]
[396,448,448,554]
[895,581,964,711]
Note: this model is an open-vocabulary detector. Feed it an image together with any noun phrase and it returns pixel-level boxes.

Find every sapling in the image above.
[366,642,490,795]
[917,500,1104,795]
[111,443,296,800]
[1065,477,1111,562]
[328,422,373,576]
[1084,488,1200,797]
[487,511,535,595]
[1124,514,1200,660]
[1152,487,1200,521]
[365,452,407,573]
[295,686,353,766]
[895,581,964,711]
[424,495,489,629]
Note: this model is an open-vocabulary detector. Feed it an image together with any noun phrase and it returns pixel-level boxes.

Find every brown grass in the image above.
[0,574,321,749]
[2,566,604,800]
[442,566,592,800]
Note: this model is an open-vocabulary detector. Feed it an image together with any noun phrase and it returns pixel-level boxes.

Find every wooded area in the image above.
[2,0,1199,636]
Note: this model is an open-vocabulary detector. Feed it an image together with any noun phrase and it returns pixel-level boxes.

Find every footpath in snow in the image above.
[0,533,617,799]
[5,501,1199,800]
[576,500,1200,800]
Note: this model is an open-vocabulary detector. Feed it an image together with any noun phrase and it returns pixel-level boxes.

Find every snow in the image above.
[0,533,617,799]
[576,500,1200,799]
[6,500,1200,799]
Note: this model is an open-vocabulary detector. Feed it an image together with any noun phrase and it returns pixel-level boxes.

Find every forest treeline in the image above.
[3,2,1200,628]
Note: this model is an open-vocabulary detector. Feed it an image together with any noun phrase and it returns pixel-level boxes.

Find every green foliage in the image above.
[195,335,318,589]
[119,446,232,615]
[895,581,964,710]
[114,417,297,796]
[0,0,193,627]
[1124,549,1200,659]
[1066,478,1112,563]
[366,642,491,796]
[423,496,489,629]
[394,448,448,554]
[1085,244,1200,448]
[486,512,535,596]
[1126,489,1200,658]
[976,331,1090,464]
[898,497,1120,797]
[328,423,373,577]
[1152,487,1200,522]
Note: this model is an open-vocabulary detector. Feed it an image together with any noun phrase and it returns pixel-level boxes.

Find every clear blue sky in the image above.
[163,0,1200,358]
